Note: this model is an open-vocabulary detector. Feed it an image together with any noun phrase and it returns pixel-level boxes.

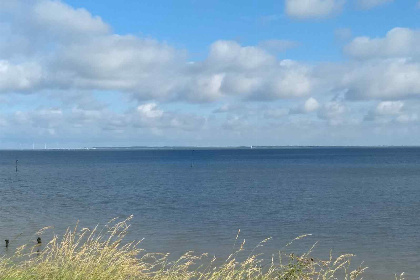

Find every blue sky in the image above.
[63,0,418,61]
[0,0,419,148]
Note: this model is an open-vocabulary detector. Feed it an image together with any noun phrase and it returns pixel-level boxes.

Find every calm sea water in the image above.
[1,148,420,279]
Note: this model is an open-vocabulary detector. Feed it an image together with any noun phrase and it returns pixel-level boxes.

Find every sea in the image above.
[1,147,420,279]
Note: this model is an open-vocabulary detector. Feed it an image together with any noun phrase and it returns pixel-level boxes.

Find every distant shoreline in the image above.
[1,145,420,151]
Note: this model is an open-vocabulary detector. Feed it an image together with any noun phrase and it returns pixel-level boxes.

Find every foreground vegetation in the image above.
[0,217,403,280]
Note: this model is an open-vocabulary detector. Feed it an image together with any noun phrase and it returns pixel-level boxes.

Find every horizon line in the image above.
[1,145,420,151]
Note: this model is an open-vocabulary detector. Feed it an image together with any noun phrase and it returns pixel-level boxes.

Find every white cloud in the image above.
[263,60,314,99]
[285,0,344,19]
[0,0,109,59]
[318,101,347,125]
[131,103,206,131]
[0,0,317,103]
[364,101,416,123]
[218,58,314,100]
[0,60,43,92]
[356,0,393,10]
[340,59,420,100]
[336,27,420,100]
[345,28,420,59]
[1,0,420,146]
[50,38,313,102]
[207,40,274,71]
[137,103,164,119]
[50,35,183,97]
[32,0,110,38]
[397,113,418,123]
[5,102,206,138]
[304,97,320,112]
[290,97,320,114]
[375,101,404,115]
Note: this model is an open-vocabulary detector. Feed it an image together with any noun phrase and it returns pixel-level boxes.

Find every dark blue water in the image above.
[1,148,420,279]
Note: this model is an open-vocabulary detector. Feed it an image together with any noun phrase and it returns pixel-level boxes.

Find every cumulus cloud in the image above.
[0,1,316,103]
[318,101,347,125]
[344,28,420,59]
[290,97,320,114]
[0,0,109,59]
[285,0,344,19]
[220,58,315,100]
[375,101,404,115]
[304,97,320,112]
[137,103,164,119]
[207,40,275,71]
[50,35,184,96]
[0,60,43,92]
[340,58,420,100]
[130,103,206,131]
[356,0,393,9]
[32,0,110,38]
[334,27,420,100]
[364,101,418,123]
[1,0,420,146]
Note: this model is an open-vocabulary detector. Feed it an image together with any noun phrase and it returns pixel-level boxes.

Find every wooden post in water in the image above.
[15,160,18,172]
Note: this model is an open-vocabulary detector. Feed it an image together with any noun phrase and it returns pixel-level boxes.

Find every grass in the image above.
[0,216,402,280]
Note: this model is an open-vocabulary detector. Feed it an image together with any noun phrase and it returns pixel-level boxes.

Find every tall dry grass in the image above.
[0,216,398,280]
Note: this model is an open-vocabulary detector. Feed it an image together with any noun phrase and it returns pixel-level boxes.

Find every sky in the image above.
[0,0,419,148]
